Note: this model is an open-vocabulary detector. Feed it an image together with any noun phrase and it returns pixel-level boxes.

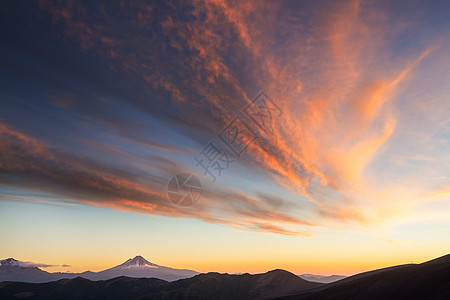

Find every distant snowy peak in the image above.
[0,258,54,269]
[0,258,43,269]
[114,256,159,269]
[0,258,21,268]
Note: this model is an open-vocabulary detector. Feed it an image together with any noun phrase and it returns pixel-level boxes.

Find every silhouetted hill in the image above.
[0,269,322,300]
[278,253,450,300]
[422,253,450,265]
[0,276,167,299]
[137,269,323,299]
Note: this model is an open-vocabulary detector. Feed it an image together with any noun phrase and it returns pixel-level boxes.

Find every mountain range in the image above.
[0,269,323,299]
[0,253,449,299]
[0,256,344,284]
[0,256,198,283]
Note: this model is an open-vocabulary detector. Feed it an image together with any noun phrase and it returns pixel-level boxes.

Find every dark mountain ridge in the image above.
[1,253,449,299]
[278,253,450,299]
[0,269,323,300]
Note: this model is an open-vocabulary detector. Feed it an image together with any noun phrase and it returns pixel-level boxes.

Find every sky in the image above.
[0,0,449,276]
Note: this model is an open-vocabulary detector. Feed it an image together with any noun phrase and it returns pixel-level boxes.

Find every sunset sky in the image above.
[1,0,449,276]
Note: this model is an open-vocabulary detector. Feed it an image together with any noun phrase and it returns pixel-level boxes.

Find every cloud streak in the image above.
[0,121,311,236]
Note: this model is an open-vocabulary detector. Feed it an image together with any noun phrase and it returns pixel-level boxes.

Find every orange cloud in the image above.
[0,120,313,236]
[33,0,441,230]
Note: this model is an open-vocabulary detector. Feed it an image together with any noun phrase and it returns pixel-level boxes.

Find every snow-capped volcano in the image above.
[114,256,158,269]
[0,258,56,283]
[0,258,21,268]
[92,255,198,281]
[0,258,51,269]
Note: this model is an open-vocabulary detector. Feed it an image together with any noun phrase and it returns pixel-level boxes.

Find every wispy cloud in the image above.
[20,261,57,268]
[0,121,311,236]
[1,0,448,237]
